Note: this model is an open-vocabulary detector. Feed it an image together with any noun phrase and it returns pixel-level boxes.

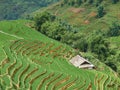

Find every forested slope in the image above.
[33,0,120,74]
[0,0,59,20]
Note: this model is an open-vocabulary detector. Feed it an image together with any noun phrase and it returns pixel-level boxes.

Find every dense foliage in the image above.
[34,12,120,74]
[107,22,120,37]
[97,6,105,18]
[0,0,59,20]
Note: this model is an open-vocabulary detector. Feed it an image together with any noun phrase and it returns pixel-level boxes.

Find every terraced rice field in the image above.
[0,20,120,90]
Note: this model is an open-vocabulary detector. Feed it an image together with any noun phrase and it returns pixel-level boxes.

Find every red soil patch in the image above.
[84,20,90,24]
[25,22,34,28]
[89,12,97,17]
[69,7,85,14]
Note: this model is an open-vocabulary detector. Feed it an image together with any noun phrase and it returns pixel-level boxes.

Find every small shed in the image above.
[70,55,95,69]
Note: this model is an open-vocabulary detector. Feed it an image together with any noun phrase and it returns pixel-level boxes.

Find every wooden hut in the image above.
[70,55,95,69]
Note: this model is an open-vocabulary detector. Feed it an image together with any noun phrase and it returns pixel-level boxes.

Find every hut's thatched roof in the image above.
[70,55,94,69]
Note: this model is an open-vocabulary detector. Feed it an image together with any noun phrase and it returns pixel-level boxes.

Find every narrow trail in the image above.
[0,30,24,39]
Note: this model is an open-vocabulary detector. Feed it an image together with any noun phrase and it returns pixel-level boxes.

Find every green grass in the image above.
[35,1,120,34]
[33,0,120,77]
[0,20,120,90]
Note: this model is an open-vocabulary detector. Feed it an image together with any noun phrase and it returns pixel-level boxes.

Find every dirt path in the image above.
[0,30,24,39]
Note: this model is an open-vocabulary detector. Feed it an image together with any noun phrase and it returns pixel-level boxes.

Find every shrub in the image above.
[41,21,67,41]
[112,0,119,4]
[34,12,56,31]
[107,22,120,37]
[89,35,110,60]
[105,62,117,71]
[88,0,94,4]
[97,6,105,18]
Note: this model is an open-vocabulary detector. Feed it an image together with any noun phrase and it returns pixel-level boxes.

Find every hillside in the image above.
[0,0,59,20]
[0,20,120,90]
[34,0,120,32]
[33,0,120,74]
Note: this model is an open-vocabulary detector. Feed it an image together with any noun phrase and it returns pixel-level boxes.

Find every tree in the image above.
[107,22,120,36]
[76,0,82,6]
[97,6,105,18]
[96,0,103,6]
[34,12,55,31]
[98,0,103,3]
[63,0,68,4]
[88,0,94,4]
[69,1,75,6]
[105,62,117,71]
[77,38,88,52]
[41,21,66,41]
[89,34,110,61]
[111,0,119,4]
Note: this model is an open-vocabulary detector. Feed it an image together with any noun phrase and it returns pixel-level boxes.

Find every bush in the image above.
[41,21,67,41]
[34,12,56,31]
[97,6,105,18]
[105,62,117,71]
[61,33,88,52]
[112,0,119,4]
[89,35,110,60]
[107,22,120,37]
[88,0,94,4]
